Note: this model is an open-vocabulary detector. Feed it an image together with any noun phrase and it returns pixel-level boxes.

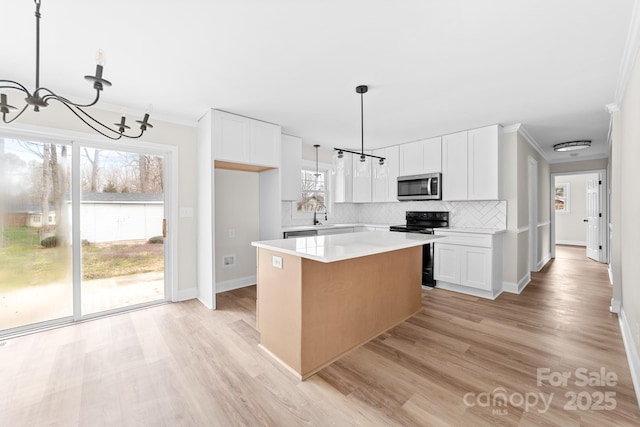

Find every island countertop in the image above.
[252,231,442,263]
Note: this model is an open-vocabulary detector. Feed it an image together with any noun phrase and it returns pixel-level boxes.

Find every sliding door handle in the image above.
[162,219,167,238]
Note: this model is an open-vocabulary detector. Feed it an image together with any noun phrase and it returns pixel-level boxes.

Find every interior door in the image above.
[586,175,600,261]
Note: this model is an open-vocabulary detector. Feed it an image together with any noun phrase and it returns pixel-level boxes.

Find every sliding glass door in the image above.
[0,136,170,336]
[0,137,73,331]
[80,147,166,316]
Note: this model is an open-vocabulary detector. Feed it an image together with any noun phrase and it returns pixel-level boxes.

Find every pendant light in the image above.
[334,84,385,177]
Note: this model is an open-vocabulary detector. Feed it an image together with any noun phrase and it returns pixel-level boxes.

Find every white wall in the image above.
[214,169,260,290]
[615,39,640,364]
[555,174,597,246]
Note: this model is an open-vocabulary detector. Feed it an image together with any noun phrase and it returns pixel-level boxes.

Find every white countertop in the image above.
[252,231,442,263]
[435,227,506,235]
[281,223,393,232]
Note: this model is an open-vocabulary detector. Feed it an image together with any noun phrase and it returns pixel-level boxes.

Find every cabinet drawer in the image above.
[434,232,492,248]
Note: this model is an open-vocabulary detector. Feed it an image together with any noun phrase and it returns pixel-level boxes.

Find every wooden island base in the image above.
[256,245,422,380]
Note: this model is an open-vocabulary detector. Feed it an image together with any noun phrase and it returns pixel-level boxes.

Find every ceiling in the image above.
[1,0,635,163]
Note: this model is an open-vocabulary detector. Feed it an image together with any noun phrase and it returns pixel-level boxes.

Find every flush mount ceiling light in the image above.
[553,140,591,152]
[334,85,385,166]
[0,0,152,140]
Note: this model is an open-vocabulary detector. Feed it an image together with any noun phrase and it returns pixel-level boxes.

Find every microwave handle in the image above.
[426,178,432,195]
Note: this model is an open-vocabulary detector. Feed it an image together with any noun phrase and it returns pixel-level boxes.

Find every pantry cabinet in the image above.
[213,110,281,168]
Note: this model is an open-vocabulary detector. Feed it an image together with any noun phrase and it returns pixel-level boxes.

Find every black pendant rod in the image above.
[35,0,41,95]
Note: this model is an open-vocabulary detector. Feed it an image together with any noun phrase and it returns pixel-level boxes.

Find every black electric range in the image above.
[390,211,449,287]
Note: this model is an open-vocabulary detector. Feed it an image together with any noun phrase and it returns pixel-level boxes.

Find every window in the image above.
[555,183,570,213]
[297,168,327,213]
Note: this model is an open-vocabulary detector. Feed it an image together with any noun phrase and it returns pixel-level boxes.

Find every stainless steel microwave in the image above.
[397,173,442,201]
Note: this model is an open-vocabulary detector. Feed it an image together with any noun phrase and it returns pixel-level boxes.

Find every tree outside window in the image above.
[297,169,327,213]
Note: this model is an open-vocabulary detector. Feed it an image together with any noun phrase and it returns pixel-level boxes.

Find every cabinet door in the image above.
[434,243,461,284]
[333,152,353,203]
[442,131,468,201]
[352,151,372,203]
[422,137,442,173]
[468,125,500,200]
[399,141,424,176]
[281,134,302,200]
[372,147,398,203]
[385,146,400,202]
[250,120,281,167]
[213,111,249,162]
[460,246,492,290]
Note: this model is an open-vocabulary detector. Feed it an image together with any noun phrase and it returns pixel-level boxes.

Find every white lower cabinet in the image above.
[434,230,503,299]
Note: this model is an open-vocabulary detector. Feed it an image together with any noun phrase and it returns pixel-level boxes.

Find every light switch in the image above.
[179,207,193,217]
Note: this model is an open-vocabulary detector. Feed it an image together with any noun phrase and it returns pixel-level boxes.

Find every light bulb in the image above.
[95,49,106,66]
[146,104,153,114]
[121,107,127,118]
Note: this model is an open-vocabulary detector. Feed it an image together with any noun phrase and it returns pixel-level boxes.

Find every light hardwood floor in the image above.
[1,245,638,426]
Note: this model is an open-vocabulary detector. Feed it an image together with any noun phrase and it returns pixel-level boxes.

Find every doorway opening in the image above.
[551,170,608,263]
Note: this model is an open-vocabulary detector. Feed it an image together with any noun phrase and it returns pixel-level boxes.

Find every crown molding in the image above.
[503,123,549,162]
[613,0,640,105]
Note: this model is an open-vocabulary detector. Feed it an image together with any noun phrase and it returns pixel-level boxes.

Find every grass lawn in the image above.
[0,227,163,289]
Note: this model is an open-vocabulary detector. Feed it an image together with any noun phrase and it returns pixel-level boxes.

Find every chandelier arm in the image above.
[50,99,146,140]
[2,104,30,124]
[38,87,101,108]
[0,81,32,95]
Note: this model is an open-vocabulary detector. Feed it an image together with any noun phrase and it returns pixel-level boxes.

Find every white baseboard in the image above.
[436,281,502,300]
[216,275,257,294]
[555,240,586,246]
[536,253,552,271]
[619,308,640,408]
[608,265,614,285]
[176,287,198,302]
[610,299,621,314]
[503,272,531,294]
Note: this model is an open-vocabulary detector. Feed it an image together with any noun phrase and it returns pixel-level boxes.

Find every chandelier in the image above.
[0,0,152,140]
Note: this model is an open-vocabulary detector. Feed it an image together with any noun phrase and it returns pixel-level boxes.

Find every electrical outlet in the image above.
[228,228,235,238]
[223,255,235,267]
[272,256,283,269]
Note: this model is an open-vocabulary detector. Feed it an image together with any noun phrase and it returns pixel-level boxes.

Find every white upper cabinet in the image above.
[442,125,501,201]
[213,110,281,168]
[372,146,399,202]
[280,134,302,201]
[352,151,372,203]
[399,137,441,176]
[467,125,501,201]
[442,131,468,201]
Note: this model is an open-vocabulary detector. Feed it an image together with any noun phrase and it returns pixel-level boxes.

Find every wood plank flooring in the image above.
[1,245,638,426]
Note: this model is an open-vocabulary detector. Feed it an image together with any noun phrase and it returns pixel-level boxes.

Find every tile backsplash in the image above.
[282,200,507,229]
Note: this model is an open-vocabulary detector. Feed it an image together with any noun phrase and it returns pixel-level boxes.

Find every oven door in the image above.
[397,173,441,201]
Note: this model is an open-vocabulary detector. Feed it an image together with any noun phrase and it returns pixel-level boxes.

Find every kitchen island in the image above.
[251,231,441,379]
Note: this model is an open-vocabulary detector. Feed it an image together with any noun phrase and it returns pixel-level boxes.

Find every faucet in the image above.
[313,211,322,225]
